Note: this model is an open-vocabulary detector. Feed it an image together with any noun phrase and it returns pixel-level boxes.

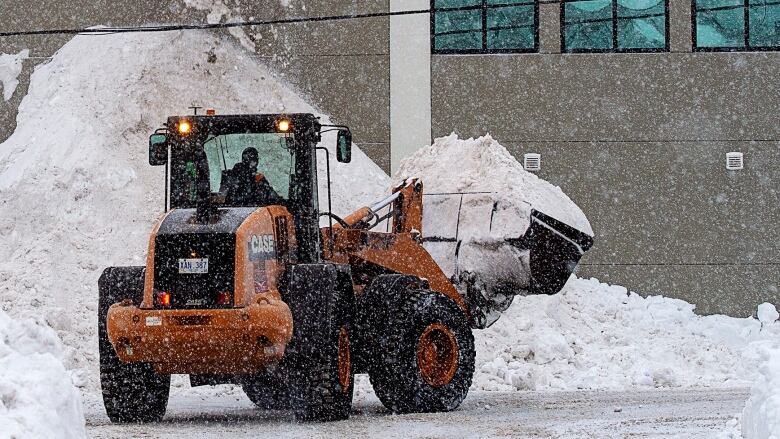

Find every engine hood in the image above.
[157,208,259,236]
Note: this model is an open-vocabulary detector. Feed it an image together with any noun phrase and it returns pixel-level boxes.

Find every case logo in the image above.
[249,234,276,260]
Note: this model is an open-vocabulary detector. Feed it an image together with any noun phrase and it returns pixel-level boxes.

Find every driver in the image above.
[225,147,282,206]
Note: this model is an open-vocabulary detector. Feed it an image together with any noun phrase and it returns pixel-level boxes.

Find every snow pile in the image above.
[740,306,780,439]
[0,310,85,439]
[473,277,780,391]
[0,30,388,390]
[0,50,28,101]
[396,134,592,325]
[397,133,593,237]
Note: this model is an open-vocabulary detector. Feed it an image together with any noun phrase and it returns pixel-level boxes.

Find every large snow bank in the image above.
[0,30,388,390]
[740,305,780,439]
[0,50,28,101]
[473,277,780,391]
[0,310,85,439]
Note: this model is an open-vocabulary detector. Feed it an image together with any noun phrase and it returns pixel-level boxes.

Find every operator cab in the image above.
[149,112,352,264]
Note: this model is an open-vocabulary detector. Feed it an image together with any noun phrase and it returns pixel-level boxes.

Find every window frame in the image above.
[692,0,780,51]
[430,0,540,54]
[560,0,671,53]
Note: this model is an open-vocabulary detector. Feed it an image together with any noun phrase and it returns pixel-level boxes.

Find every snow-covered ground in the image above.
[474,278,780,392]
[0,309,85,438]
[740,340,780,438]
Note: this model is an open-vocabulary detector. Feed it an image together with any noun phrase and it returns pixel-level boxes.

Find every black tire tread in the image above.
[98,267,170,423]
[368,290,475,414]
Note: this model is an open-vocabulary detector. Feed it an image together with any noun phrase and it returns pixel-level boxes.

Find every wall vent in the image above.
[524,153,541,172]
[726,152,744,171]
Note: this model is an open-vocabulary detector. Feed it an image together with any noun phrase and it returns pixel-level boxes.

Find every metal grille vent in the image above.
[726,152,744,171]
[524,153,541,172]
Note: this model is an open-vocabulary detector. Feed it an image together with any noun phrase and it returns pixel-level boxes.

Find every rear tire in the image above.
[368,291,475,414]
[292,310,353,421]
[287,266,354,422]
[242,371,291,410]
[98,267,170,423]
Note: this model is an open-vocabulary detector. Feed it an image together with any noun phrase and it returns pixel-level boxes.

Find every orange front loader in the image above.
[98,112,592,424]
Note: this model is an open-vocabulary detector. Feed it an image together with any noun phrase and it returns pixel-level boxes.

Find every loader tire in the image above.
[287,265,354,422]
[242,372,291,410]
[369,291,475,414]
[98,267,170,423]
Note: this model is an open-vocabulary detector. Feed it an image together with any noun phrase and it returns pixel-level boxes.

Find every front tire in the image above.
[98,268,170,423]
[368,291,475,414]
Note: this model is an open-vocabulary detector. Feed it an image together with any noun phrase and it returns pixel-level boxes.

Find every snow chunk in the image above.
[183,0,256,50]
[473,277,780,391]
[758,303,779,325]
[741,342,780,439]
[0,310,86,438]
[0,50,28,101]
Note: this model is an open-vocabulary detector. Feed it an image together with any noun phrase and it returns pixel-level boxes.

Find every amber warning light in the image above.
[277,119,291,133]
[178,120,192,135]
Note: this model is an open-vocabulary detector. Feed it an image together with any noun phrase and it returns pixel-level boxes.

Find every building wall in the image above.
[431,2,780,316]
[0,0,392,172]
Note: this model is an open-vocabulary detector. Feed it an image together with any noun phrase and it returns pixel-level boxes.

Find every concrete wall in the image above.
[431,4,780,316]
[0,0,392,172]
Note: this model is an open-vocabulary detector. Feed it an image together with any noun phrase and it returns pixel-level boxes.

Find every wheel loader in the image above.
[98,112,594,423]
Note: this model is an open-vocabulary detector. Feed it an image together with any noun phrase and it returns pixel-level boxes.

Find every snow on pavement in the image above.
[0,309,85,439]
[83,387,750,439]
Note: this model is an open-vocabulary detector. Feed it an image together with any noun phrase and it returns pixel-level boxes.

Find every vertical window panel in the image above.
[749,1,780,46]
[694,0,780,50]
[562,0,668,52]
[617,0,666,48]
[564,0,614,50]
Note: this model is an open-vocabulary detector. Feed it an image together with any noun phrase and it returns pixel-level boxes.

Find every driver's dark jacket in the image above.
[223,162,283,206]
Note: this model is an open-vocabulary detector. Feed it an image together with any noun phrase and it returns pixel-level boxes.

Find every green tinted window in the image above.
[562,0,667,52]
[432,0,537,53]
[749,0,780,46]
[694,0,780,49]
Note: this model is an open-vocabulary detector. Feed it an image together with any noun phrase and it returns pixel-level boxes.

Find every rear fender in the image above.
[284,263,352,359]
[98,266,145,366]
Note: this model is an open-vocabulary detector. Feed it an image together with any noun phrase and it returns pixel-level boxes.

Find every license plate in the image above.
[178,258,208,274]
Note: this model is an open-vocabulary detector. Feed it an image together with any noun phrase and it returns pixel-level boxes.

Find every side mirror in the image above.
[149,134,168,166]
[336,129,352,163]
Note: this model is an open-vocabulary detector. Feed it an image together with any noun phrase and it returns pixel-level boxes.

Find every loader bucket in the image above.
[522,209,594,295]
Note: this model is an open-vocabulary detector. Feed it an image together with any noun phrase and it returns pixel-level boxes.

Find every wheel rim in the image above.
[338,326,351,393]
[416,323,459,387]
